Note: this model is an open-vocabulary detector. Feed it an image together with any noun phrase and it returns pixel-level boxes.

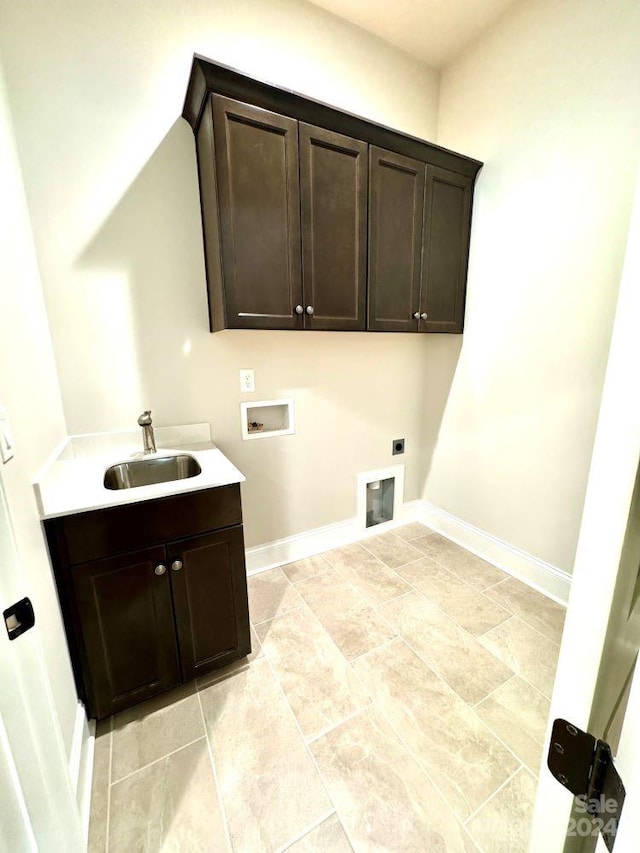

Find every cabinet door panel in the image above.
[169,526,250,681]
[368,147,425,332]
[299,124,367,331]
[420,167,472,333]
[213,95,303,329]
[72,546,180,719]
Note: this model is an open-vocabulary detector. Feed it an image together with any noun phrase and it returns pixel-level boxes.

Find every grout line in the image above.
[348,634,400,662]
[290,565,335,585]
[110,735,207,786]
[306,703,374,746]
[464,765,523,826]
[196,689,233,853]
[276,809,337,852]
[250,602,305,627]
[472,673,517,708]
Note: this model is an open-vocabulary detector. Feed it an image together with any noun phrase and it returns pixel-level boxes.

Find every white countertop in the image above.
[34,424,245,520]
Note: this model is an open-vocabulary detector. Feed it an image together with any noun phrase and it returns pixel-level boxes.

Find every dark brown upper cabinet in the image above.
[184,55,482,334]
[299,124,367,331]
[420,167,473,333]
[205,95,303,330]
[368,147,425,332]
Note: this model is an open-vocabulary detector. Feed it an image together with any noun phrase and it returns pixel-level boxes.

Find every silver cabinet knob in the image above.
[295,304,304,315]
[154,564,167,576]
[421,312,428,320]
[413,312,420,320]
[171,560,183,572]
[306,305,314,315]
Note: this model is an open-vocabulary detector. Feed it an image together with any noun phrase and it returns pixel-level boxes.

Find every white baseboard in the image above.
[245,498,571,605]
[245,500,423,575]
[417,501,571,605]
[68,702,94,842]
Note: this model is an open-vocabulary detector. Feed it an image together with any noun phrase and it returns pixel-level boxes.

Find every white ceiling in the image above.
[307,0,521,68]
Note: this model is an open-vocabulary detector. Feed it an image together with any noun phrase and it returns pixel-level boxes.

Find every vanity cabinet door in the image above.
[420,167,473,333]
[168,525,251,682]
[368,147,425,332]
[299,123,368,330]
[71,546,180,719]
[212,95,303,329]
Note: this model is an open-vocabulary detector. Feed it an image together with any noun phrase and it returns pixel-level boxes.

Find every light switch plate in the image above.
[240,369,255,393]
[0,405,15,463]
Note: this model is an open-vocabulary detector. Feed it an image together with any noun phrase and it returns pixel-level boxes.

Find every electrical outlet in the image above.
[239,369,255,393]
[392,438,405,456]
[0,405,15,463]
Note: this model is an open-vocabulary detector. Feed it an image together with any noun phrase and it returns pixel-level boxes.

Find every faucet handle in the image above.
[137,410,152,426]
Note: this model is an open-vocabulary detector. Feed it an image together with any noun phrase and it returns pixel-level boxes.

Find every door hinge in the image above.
[3,597,35,641]
[548,718,626,851]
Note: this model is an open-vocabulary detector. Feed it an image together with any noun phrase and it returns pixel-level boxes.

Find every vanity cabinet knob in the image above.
[154,564,167,576]
[413,312,420,320]
[171,560,183,572]
[421,312,428,321]
[295,304,304,315]
[306,305,314,315]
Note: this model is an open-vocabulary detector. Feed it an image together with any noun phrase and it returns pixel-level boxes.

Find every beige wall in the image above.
[428,0,640,571]
[0,59,77,756]
[0,0,441,548]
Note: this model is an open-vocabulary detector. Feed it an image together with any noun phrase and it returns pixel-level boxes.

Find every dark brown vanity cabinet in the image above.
[184,55,482,334]
[46,485,251,719]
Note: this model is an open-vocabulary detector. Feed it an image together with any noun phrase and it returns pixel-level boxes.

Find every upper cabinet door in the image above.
[420,167,473,333]
[368,147,426,332]
[168,526,251,682]
[212,95,303,329]
[299,124,368,331]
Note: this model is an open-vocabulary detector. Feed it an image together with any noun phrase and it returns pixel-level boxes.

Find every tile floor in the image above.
[88,524,565,853]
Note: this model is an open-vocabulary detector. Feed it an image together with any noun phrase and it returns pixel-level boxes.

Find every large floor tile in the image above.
[111,683,204,782]
[397,557,511,635]
[479,616,560,697]
[285,814,352,852]
[108,738,227,853]
[282,554,332,584]
[379,591,513,704]
[475,676,550,773]
[413,535,508,589]
[247,567,304,624]
[311,707,477,852]
[467,768,537,853]
[255,605,370,739]
[353,639,518,820]
[392,522,434,542]
[323,543,410,605]
[296,568,396,660]
[88,721,111,853]
[200,657,331,852]
[360,531,423,569]
[486,577,566,644]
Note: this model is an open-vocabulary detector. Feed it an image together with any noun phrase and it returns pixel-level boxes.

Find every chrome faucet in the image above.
[137,410,157,455]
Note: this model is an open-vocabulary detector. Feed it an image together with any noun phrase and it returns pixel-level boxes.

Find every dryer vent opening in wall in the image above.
[357,464,405,532]
[366,478,395,527]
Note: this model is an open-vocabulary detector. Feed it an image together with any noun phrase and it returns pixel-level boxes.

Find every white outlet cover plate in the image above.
[0,405,15,463]
[239,369,255,393]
